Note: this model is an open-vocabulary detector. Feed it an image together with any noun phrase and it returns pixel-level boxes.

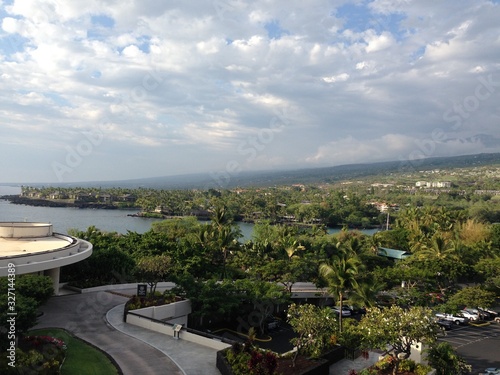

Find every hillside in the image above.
[5,152,500,190]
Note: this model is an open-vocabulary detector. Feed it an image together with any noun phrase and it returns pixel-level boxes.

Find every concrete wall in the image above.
[74,281,177,294]
[131,299,191,326]
[0,222,52,238]
[126,313,231,351]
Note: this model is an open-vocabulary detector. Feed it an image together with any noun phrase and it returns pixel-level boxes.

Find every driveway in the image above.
[34,291,184,375]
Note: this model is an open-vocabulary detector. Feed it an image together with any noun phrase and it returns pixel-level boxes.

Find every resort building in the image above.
[0,222,93,294]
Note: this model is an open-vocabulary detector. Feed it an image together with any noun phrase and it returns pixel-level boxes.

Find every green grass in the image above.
[28,328,119,375]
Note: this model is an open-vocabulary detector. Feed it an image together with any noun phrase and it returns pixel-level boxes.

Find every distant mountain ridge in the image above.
[7,152,500,190]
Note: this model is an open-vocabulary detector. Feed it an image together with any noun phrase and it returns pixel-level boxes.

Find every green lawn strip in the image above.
[28,328,120,375]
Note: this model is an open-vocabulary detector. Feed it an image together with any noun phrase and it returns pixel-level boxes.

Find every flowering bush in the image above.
[24,335,67,350]
[16,335,67,375]
[225,343,279,375]
[287,303,338,360]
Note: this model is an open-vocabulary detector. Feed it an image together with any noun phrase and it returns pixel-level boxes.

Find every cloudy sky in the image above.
[1,0,499,183]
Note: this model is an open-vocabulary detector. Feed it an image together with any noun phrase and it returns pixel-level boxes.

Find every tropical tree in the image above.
[234,279,290,335]
[416,234,459,262]
[176,278,243,328]
[197,205,241,279]
[474,255,500,293]
[444,285,496,313]
[426,342,471,375]
[358,305,438,375]
[346,277,383,309]
[287,303,338,366]
[134,255,173,295]
[319,247,362,332]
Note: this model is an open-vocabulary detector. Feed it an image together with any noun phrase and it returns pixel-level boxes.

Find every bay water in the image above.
[0,186,378,240]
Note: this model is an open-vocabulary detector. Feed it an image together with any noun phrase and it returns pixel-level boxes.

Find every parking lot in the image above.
[437,322,500,374]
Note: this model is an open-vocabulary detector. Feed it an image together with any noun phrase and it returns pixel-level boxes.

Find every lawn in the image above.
[28,328,120,375]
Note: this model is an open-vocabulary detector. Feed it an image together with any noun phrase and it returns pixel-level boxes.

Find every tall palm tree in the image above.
[319,248,362,332]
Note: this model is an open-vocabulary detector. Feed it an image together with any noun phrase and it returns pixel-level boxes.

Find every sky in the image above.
[1,0,500,184]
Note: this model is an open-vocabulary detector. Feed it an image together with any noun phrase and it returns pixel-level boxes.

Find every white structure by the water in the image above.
[0,222,93,294]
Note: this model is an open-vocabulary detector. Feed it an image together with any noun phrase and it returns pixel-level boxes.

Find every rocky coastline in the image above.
[0,195,118,209]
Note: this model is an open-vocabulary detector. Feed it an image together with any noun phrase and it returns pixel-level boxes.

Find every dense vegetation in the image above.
[4,159,500,374]
[14,161,500,227]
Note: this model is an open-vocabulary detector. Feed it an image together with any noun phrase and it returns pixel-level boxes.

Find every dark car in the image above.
[436,319,453,330]
[265,316,280,331]
[345,305,367,315]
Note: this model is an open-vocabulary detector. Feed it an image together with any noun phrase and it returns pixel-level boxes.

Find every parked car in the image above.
[484,368,500,375]
[345,305,366,315]
[461,309,480,321]
[435,313,469,325]
[478,307,498,319]
[435,319,453,330]
[332,306,352,317]
[265,316,280,331]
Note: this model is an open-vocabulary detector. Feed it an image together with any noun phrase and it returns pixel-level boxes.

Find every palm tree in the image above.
[346,278,384,309]
[319,248,362,332]
[417,234,458,262]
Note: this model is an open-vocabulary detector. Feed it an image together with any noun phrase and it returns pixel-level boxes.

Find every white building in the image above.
[0,222,93,294]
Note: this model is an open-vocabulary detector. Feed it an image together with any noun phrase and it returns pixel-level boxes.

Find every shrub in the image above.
[225,343,279,375]
[359,368,378,375]
[225,346,251,375]
[374,355,393,370]
[415,364,433,375]
[399,358,416,372]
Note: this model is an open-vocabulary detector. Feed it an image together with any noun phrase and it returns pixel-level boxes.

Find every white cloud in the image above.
[0,0,499,182]
[365,31,395,53]
[322,73,350,83]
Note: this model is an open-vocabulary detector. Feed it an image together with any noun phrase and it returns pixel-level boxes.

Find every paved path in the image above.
[34,291,185,375]
[35,289,377,375]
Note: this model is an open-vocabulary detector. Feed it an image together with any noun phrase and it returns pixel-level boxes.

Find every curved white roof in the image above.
[0,222,93,276]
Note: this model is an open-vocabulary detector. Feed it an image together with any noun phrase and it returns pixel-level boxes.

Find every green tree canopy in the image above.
[134,255,173,295]
[287,303,338,365]
[358,305,438,375]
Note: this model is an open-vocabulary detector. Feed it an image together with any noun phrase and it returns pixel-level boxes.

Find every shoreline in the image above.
[0,195,132,210]
[0,195,383,232]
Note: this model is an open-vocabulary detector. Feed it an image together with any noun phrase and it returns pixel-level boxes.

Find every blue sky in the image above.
[0,0,499,183]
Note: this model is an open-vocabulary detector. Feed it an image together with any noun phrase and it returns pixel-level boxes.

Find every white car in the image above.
[461,309,480,321]
[484,368,500,375]
[332,306,352,317]
[435,313,469,325]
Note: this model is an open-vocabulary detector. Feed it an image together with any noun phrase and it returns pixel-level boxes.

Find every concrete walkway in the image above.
[35,289,221,375]
[35,289,378,375]
[106,303,220,375]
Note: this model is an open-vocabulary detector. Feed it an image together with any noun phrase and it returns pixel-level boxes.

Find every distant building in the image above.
[370,202,400,213]
[415,181,451,188]
[475,190,500,196]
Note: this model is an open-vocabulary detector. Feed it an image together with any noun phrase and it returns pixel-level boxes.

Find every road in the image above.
[437,322,500,374]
